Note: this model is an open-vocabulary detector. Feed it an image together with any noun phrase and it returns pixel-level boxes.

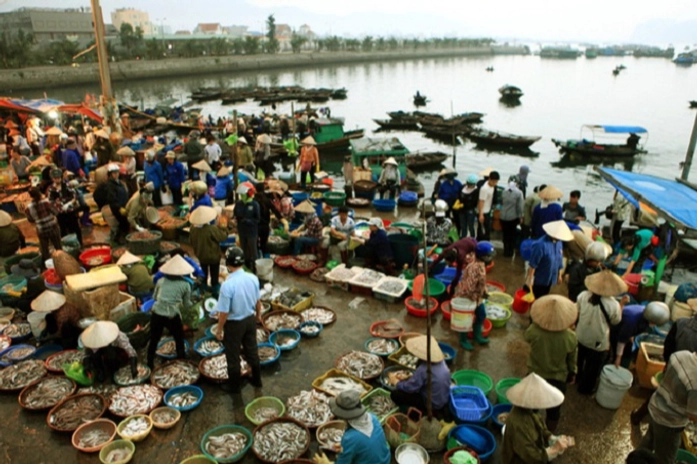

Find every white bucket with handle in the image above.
[450,297,477,333]
[27,311,47,338]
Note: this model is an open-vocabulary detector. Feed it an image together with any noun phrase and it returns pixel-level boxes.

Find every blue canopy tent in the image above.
[584,125,648,134]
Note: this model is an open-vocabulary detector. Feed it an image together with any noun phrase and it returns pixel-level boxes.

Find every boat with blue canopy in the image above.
[552,124,648,157]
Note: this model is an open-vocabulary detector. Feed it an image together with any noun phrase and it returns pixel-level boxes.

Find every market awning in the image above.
[584,125,648,134]
[595,167,697,230]
[8,99,64,113]
[0,98,38,113]
[57,104,103,123]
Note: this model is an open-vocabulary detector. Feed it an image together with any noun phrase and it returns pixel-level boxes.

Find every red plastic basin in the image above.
[467,318,493,339]
[405,296,439,318]
[78,248,112,268]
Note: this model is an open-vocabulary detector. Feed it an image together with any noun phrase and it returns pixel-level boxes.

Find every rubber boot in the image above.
[212,284,221,299]
[459,332,474,351]
[250,369,262,388]
[318,247,329,266]
[340,251,348,265]
[473,320,489,345]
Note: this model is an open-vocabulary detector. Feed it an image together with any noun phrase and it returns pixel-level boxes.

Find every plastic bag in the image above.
[63,361,93,386]
[522,290,535,303]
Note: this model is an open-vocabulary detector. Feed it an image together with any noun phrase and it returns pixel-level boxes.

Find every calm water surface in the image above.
[30,54,697,214]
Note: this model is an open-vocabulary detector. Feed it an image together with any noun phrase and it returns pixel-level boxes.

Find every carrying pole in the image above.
[681,110,697,181]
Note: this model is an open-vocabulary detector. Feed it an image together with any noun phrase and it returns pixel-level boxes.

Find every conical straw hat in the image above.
[80,320,120,349]
[0,211,12,227]
[192,160,212,172]
[159,254,194,276]
[145,206,160,224]
[295,200,316,214]
[30,290,66,313]
[538,185,563,200]
[116,251,141,266]
[95,129,109,139]
[300,136,316,145]
[585,270,628,297]
[190,206,217,225]
[383,157,398,166]
[4,120,17,129]
[506,373,565,409]
[530,295,578,332]
[542,220,573,242]
[116,146,135,157]
[45,127,63,136]
[190,180,208,195]
[259,134,272,144]
[217,166,232,177]
[405,335,444,363]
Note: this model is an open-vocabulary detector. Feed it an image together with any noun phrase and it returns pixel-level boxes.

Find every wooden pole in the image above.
[232,109,238,202]
[681,110,697,181]
[89,0,117,132]
[422,207,433,421]
[451,100,456,168]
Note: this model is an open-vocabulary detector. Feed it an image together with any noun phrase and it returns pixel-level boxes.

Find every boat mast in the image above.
[681,111,697,181]
[90,0,119,132]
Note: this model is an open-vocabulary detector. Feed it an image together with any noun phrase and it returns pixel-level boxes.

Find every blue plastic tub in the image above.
[258,342,281,365]
[164,385,204,412]
[435,267,458,286]
[141,299,155,313]
[450,385,490,422]
[156,338,190,359]
[399,191,418,202]
[365,337,400,357]
[291,192,310,205]
[33,343,63,361]
[0,344,36,363]
[438,342,456,364]
[373,199,397,212]
[298,321,323,338]
[194,336,225,357]
[491,403,513,429]
[269,329,301,351]
[448,424,497,460]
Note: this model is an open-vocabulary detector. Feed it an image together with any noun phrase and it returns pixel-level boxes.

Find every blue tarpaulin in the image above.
[596,167,697,230]
[7,98,64,113]
[585,125,648,134]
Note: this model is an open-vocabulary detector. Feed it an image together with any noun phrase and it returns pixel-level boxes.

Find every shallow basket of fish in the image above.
[117,414,153,442]
[113,363,151,387]
[365,337,400,357]
[194,336,225,357]
[149,406,181,430]
[2,322,31,342]
[151,359,200,390]
[155,337,191,359]
[312,368,373,398]
[0,334,10,352]
[252,418,311,463]
[108,384,163,418]
[201,424,253,463]
[388,346,421,370]
[361,388,399,424]
[0,359,47,392]
[285,390,334,428]
[263,310,302,332]
[19,375,76,411]
[48,393,108,432]
[269,329,301,351]
[335,350,384,381]
[258,342,281,366]
[199,354,250,384]
[99,439,135,464]
[45,349,86,374]
[379,366,415,392]
[0,344,36,364]
[300,306,337,326]
[72,418,118,453]
[298,321,323,338]
[369,319,404,339]
[164,385,204,412]
[316,420,347,452]
[244,396,285,426]
[274,255,297,269]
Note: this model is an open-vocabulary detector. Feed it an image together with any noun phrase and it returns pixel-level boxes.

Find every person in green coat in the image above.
[525,295,578,432]
[501,373,573,463]
[116,251,154,301]
[189,205,228,297]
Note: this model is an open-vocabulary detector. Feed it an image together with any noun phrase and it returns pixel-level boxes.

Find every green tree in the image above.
[290,32,307,53]
[387,37,399,50]
[46,38,80,65]
[0,29,33,68]
[232,38,245,55]
[324,36,342,52]
[361,36,373,52]
[265,14,279,54]
[144,39,163,60]
[243,36,260,55]
[375,37,386,51]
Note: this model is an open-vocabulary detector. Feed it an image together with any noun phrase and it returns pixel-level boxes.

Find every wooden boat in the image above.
[552,124,648,158]
[405,151,448,169]
[420,125,464,144]
[689,100,697,109]
[413,94,428,106]
[415,111,483,126]
[465,128,541,148]
[190,88,222,102]
[373,119,419,130]
[486,66,494,72]
[499,85,523,99]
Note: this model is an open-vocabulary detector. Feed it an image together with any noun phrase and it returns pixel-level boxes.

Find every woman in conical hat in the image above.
[81,320,138,383]
[31,290,80,350]
[298,135,319,190]
[530,185,564,239]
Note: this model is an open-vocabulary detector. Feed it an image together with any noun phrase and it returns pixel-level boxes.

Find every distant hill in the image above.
[631,19,697,45]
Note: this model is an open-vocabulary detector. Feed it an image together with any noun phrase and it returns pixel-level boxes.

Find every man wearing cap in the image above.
[437,168,462,221]
[117,251,154,301]
[377,157,401,200]
[124,183,155,231]
[214,246,262,393]
[0,210,25,257]
[526,295,579,432]
[426,200,454,247]
[190,206,228,296]
[47,167,82,245]
[313,390,391,464]
[103,163,130,243]
[62,139,83,178]
[298,136,320,189]
[458,174,480,238]
[531,185,564,239]
[184,131,204,180]
[165,151,186,207]
[526,220,573,298]
[501,373,572,462]
[147,255,193,368]
[477,170,500,241]
[81,320,138,382]
[9,147,32,182]
[391,335,452,416]
[117,146,138,196]
[26,187,63,261]
[32,290,81,349]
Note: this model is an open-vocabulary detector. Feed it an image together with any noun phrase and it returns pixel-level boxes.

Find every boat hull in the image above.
[552,139,644,157]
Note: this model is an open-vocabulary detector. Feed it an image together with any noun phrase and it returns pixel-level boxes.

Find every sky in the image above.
[1,0,696,44]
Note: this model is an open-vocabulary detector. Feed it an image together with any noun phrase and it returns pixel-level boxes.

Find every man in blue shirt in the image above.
[61,139,83,177]
[526,220,573,298]
[143,150,165,207]
[214,246,262,393]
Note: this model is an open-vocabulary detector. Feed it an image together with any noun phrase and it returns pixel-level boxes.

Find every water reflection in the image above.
[471,144,539,158]
[499,97,521,108]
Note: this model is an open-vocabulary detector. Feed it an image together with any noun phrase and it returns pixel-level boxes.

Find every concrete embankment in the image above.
[0,46,527,92]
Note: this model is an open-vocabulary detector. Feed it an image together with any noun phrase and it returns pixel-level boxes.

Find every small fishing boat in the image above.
[552,124,648,158]
[465,128,541,148]
[413,93,428,106]
[674,53,694,65]
[486,66,494,72]
[405,151,448,169]
[689,100,697,109]
[373,119,419,131]
[499,85,523,100]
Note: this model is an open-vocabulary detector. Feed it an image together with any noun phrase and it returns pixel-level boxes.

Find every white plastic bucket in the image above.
[256,258,274,281]
[27,311,47,338]
[450,297,477,333]
[596,365,633,409]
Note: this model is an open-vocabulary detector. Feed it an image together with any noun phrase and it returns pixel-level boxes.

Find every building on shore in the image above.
[0,7,93,43]
[194,23,223,35]
[110,8,153,35]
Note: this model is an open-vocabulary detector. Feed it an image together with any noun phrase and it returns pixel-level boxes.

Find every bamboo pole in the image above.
[422,206,433,421]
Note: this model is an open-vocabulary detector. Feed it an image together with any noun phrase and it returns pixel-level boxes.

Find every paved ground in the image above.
[0,214,650,463]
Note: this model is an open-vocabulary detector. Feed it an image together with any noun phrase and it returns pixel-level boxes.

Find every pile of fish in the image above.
[274,333,298,348]
[485,304,509,320]
[367,338,398,355]
[352,269,383,286]
[299,323,321,336]
[0,335,9,350]
[337,351,383,379]
[259,345,279,363]
[253,421,309,462]
[167,391,199,408]
[151,408,178,425]
[327,267,356,282]
[319,376,368,396]
[114,364,151,386]
[205,432,249,460]
[200,354,249,380]
[310,267,330,282]
[374,279,407,295]
[109,385,162,417]
[49,394,105,431]
[2,346,35,362]
[497,412,510,424]
[264,312,301,331]
[152,361,199,389]
[365,394,397,417]
[257,328,269,343]
[103,446,132,463]
[294,260,316,270]
[371,320,403,338]
[119,416,150,438]
[301,307,335,325]
[0,359,46,390]
[250,406,281,423]
[76,429,112,449]
[197,339,224,356]
[318,424,345,451]
[3,323,30,338]
[383,369,414,386]
[396,353,419,369]
[46,350,86,372]
[78,385,119,404]
[156,339,179,357]
[276,289,312,309]
[286,390,333,427]
[22,376,74,409]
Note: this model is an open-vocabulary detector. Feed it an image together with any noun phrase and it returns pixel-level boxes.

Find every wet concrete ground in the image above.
[0,213,651,464]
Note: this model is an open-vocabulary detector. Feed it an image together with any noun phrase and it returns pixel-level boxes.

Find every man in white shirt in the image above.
[204,136,222,166]
[477,171,500,240]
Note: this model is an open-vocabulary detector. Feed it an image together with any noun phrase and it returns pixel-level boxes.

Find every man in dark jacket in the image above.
[184,131,204,180]
[102,164,129,243]
[233,183,260,273]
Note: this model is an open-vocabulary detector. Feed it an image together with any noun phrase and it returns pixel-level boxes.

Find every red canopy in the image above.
[0,98,38,113]
[57,104,103,123]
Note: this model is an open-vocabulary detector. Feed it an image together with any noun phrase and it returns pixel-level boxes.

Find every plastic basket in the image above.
[323,191,346,207]
[439,342,456,364]
[404,296,439,318]
[487,305,512,328]
[252,418,310,463]
[19,376,76,411]
[149,406,181,430]
[0,275,27,296]
[244,396,285,426]
[99,439,135,464]
[1,344,36,363]
[164,385,204,412]
[48,393,107,432]
[365,337,400,357]
[451,370,493,395]
[407,278,446,298]
[384,408,422,449]
[258,342,281,366]
[155,337,191,359]
[373,199,396,212]
[373,277,409,303]
[491,403,513,429]
[443,446,481,464]
[312,368,373,398]
[450,386,490,422]
[361,388,399,423]
[270,293,315,313]
[117,414,153,442]
[116,312,151,349]
[72,418,117,453]
[495,378,521,404]
[388,346,420,370]
[269,329,301,351]
[193,336,225,357]
[447,424,497,460]
[298,320,323,338]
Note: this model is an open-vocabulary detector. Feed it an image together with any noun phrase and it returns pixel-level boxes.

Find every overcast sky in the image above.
[2,0,696,44]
